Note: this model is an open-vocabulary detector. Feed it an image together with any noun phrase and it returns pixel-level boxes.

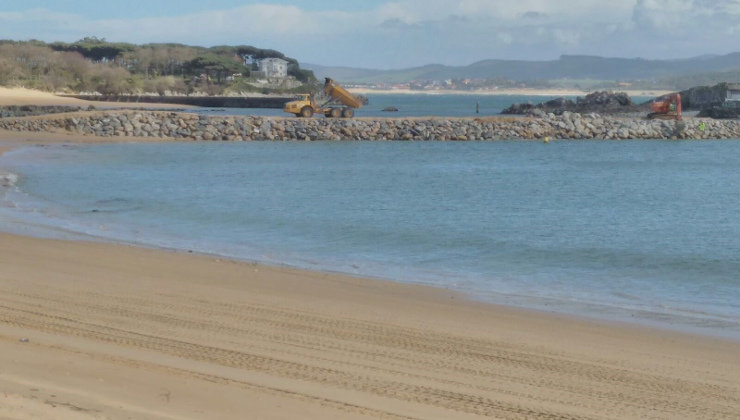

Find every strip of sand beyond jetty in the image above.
[0,86,191,108]
[0,124,739,418]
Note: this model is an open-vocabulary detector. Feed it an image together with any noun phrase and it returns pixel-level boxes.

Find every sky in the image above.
[0,0,739,69]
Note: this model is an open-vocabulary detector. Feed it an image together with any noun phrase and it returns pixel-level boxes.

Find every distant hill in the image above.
[304,53,740,85]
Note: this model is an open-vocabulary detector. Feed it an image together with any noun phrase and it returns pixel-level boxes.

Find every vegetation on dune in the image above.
[0,37,318,95]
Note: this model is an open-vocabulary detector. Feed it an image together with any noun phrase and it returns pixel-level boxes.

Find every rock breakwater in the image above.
[501,91,643,116]
[0,105,86,118]
[1,111,738,140]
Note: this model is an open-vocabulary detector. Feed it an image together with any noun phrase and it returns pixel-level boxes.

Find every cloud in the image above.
[0,1,739,68]
[631,0,740,47]
[521,11,547,19]
[632,0,697,31]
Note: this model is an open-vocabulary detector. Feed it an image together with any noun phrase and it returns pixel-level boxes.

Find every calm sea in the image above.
[192,93,655,118]
[2,138,739,339]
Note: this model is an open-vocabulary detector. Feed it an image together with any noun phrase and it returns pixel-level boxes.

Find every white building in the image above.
[256,58,289,78]
[727,84,740,102]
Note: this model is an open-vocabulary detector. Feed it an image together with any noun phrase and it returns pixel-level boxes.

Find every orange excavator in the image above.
[648,93,682,120]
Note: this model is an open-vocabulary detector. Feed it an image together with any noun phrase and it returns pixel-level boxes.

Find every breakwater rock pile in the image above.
[0,105,86,118]
[699,106,740,119]
[1,111,739,140]
[502,91,644,116]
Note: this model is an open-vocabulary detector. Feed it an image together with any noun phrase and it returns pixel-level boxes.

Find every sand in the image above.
[0,232,738,419]
[1,94,739,418]
[0,86,191,109]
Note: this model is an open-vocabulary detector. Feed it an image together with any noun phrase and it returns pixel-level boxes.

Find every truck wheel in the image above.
[342,108,354,118]
[329,108,342,118]
[300,107,314,118]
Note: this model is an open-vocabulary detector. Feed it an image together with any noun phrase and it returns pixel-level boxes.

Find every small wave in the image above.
[95,198,130,205]
[87,198,143,214]
[0,171,19,188]
[87,206,143,214]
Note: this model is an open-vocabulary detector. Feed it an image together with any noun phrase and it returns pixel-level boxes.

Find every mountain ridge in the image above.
[303,53,740,85]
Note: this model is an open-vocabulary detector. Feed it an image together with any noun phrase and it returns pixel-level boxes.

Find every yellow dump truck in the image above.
[283,78,363,118]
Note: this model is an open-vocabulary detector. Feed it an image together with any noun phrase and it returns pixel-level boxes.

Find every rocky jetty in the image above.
[1,110,739,140]
[699,106,740,119]
[501,91,642,116]
[0,105,86,118]
[679,83,732,110]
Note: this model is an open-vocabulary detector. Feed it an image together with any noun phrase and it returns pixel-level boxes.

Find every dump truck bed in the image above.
[324,78,363,109]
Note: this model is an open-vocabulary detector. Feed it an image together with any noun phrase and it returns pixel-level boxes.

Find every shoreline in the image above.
[1,129,739,342]
[1,229,739,418]
[2,145,740,418]
[1,94,739,417]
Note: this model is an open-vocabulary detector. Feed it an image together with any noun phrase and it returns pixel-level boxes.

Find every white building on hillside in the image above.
[256,58,289,78]
[727,84,740,102]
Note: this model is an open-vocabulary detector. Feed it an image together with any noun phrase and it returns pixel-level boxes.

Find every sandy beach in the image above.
[1,89,739,419]
[0,87,192,109]
[0,231,739,419]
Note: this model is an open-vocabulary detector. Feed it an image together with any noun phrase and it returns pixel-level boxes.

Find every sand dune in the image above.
[0,232,738,419]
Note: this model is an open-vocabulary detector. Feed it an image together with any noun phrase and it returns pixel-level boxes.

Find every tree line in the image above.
[0,37,317,95]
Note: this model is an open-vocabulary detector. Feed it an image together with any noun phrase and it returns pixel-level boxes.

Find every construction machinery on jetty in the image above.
[283,78,363,118]
[648,93,682,120]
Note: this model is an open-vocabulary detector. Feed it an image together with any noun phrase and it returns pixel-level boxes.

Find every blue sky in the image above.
[1,1,738,69]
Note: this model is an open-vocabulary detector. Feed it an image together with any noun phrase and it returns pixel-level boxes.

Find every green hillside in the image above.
[0,37,317,95]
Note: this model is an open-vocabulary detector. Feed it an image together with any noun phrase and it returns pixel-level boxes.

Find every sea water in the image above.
[2,140,739,339]
[192,94,656,118]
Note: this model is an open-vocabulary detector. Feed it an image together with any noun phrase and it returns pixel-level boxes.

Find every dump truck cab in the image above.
[283,94,317,118]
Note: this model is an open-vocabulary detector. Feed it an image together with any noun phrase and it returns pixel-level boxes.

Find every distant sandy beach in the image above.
[0,90,739,419]
[349,87,672,97]
[0,86,192,108]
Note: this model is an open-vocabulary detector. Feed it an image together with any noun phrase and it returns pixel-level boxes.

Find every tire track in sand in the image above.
[1,286,739,419]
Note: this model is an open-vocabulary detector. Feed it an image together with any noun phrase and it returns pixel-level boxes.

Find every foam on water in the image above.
[1,140,739,340]
[0,171,18,188]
